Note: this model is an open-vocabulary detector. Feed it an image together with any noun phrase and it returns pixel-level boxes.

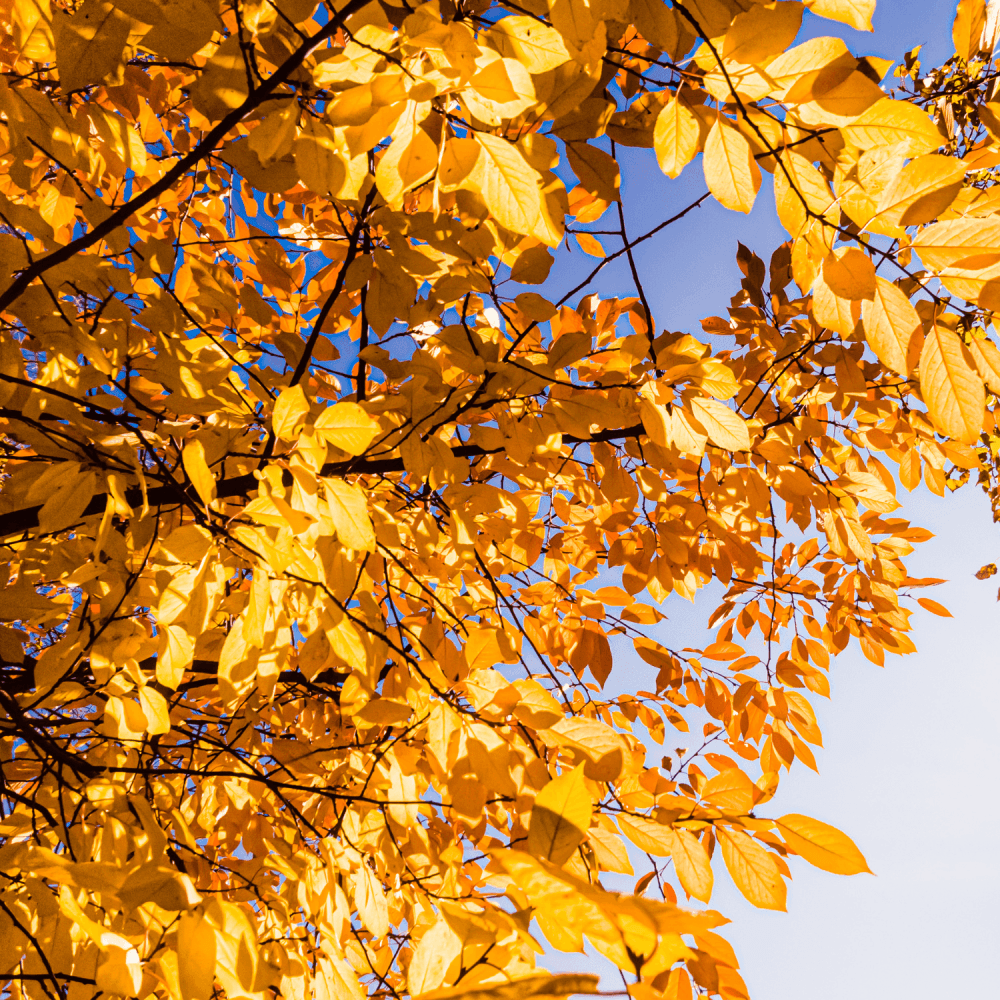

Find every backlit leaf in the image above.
[314,402,378,455]
[861,277,923,375]
[528,764,593,865]
[689,397,752,451]
[654,96,699,179]
[777,814,872,875]
[919,322,985,444]
[703,120,761,214]
[717,827,787,911]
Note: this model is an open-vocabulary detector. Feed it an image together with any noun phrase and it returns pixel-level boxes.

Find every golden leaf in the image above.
[654,96,699,179]
[668,828,714,904]
[953,0,987,62]
[314,402,378,455]
[703,120,761,214]
[841,98,944,156]
[474,133,564,247]
[716,827,786,911]
[805,0,875,32]
[54,0,134,92]
[861,277,923,375]
[919,322,985,444]
[528,764,593,865]
[182,439,216,507]
[689,397,751,452]
[776,814,872,875]
[323,478,376,551]
[874,154,967,227]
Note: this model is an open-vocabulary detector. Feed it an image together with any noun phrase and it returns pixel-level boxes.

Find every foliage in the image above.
[0,1,998,999]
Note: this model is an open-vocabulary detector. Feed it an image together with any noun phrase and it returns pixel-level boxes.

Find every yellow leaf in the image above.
[248,101,299,166]
[716,826,786,911]
[464,628,503,670]
[836,470,899,512]
[953,0,987,62]
[117,861,201,910]
[629,0,682,55]
[722,2,803,67]
[777,814,872,875]
[177,911,217,1000]
[474,133,564,247]
[619,814,673,855]
[318,954,366,1000]
[861,277,923,375]
[670,828,714,904]
[11,0,55,63]
[182,439,216,507]
[36,469,97,534]
[917,596,952,617]
[54,0,133,92]
[408,916,462,996]
[323,478,375,551]
[910,217,1000,270]
[967,336,1000,393]
[618,816,713,902]
[805,0,874,32]
[587,826,634,875]
[841,98,943,156]
[654,96,699,179]
[314,402,378,455]
[189,35,249,121]
[294,117,347,197]
[467,57,535,121]
[548,717,625,782]
[822,247,875,300]
[272,384,310,440]
[689,397,751,451]
[565,141,620,203]
[703,120,760,214]
[874,154,966,227]
[375,115,438,208]
[700,768,754,813]
[487,16,571,74]
[132,0,221,62]
[528,764,593,865]
[138,685,171,735]
[773,151,837,239]
[353,863,389,938]
[919,322,985,444]
[766,36,853,102]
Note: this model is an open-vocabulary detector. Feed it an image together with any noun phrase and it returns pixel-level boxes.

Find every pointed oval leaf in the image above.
[861,277,922,375]
[919,323,985,444]
[314,402,378,455]
[717,826,786,911]
[704,120,760,214]
[654,97,699,179]
[528,763,593,865]
[777,813,872,875]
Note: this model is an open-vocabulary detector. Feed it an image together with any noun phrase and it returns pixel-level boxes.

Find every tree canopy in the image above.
[2,0,999,999]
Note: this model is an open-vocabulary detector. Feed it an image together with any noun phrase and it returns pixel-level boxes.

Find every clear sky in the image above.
[542,2,1000,996]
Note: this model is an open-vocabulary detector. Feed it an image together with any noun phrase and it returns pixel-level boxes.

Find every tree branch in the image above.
[0,0,371,314]
[0,424,645,537]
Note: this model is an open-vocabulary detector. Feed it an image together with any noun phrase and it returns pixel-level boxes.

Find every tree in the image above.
[1,0,999,997]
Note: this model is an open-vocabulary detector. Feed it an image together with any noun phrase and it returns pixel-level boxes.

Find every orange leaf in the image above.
[717,827,786,910]
[776,814,872,875]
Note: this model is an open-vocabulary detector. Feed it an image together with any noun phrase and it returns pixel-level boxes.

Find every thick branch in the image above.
[0,424,644,537]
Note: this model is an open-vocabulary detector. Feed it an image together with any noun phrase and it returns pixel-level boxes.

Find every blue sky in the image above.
[542,2,1000,996]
